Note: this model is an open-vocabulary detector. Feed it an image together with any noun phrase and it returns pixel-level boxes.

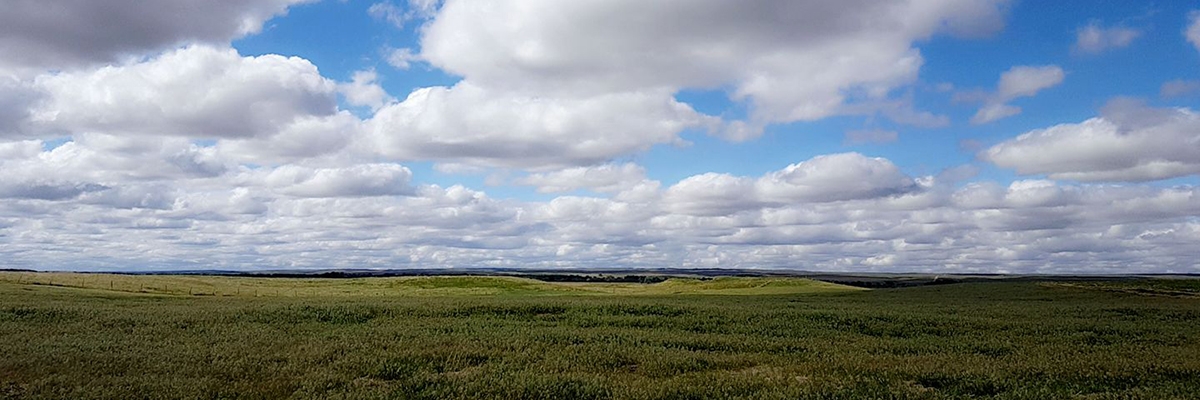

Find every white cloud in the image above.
[971,65,1064,125]
[972,103,1021,124]
[663,173,759,217]
[0,140,42,160]
[517,163,648,194]
[3,134,228,184]
[406,0,442,18]
[2,0,1198,274]
[30,45,337,139]
[367,82,714,169]
[0,76,42,135]
[756,153,917,204]
[386,48,419,70]
[0,0,313,71]
[1161,79,1200,98]
[370,0,442,29]
[664,153,918,216]
[368,2,408,28]
[214,112,365,164]
[0,179,107,201]
[256,164,415,198]
[984,98,1200,182]
[996,65,1065,99]
[844,129,899,145]
[418,0,1006,134]
[1188,11,1200,52]
[338,70,393,110]
[2,141,1198,273]
[1073,22,1140,54]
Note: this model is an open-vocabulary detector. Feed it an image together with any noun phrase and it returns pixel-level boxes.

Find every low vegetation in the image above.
[0,273,856,297]
[1,273,1198,399]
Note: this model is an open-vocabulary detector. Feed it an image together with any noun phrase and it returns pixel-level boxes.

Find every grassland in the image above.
[0,272,858,297]
[1,272,1198,399]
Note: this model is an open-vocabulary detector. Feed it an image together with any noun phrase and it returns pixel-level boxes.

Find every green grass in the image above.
[1,273,1198,399]
[0,273,858,297]
[1049,280,1200,298]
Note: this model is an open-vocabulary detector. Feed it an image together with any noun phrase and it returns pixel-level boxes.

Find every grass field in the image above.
[1,273,1198,399]
[0,272,859,297]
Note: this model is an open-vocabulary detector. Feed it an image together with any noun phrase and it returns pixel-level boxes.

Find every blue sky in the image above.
[239,0,1200,192]
[1,0,1199,273]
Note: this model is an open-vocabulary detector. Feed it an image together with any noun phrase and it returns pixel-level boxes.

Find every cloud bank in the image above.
[0,0,1196,274]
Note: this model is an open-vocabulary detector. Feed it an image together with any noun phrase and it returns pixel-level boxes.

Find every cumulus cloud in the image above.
[256,164,415,198]
[664,173,760,217]
[517,163,648,194]
[351,0,1005,167]
[0,180,107,201]
[664,153,918,216]
[214,112,365,164]
[3,134,228,184]
[0,0,312,71]
[757,153,918,204]
[2,0,1198,274]
[970,65,1064,125]
[1073,22,1140,54]
[2,142,1198,273]
[367,82,714,169]
[338,70,394,110]
[984,98,1200,182]
[0,77,43,135]
[415,0,1005,137]
[28,45,337,139]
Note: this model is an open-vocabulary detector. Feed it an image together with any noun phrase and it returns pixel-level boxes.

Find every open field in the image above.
[0,272,859,297]
[2,273,1199,399]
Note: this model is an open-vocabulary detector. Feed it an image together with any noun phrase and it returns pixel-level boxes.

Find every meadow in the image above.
[1,272,1198,399]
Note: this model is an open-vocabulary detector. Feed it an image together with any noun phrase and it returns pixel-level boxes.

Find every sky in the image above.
[1,0,1199,273]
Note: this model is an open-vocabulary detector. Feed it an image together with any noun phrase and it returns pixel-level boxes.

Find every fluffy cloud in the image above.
[358,0,1010,167]
[2,144,1198,272]
[971,65,1064,125]
[984,99,1200,182]
[664,173,760,217]
[1073,22,1140,54]
[255,164,415,198]
[1,0,1197,274]
[338,70,394,111]
[0,0,312,71]
[0,76,43,135]
[214,112,365,164]
[517,163,648,194]
[368,83,713,169]
[417,0,1005,133]
[29,45,337,139]
[664,153,918,216]
[756,153,918,204]
[3,134,227,184]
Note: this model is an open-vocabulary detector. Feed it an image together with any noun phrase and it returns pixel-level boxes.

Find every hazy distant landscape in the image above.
[2,272,1198,399]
